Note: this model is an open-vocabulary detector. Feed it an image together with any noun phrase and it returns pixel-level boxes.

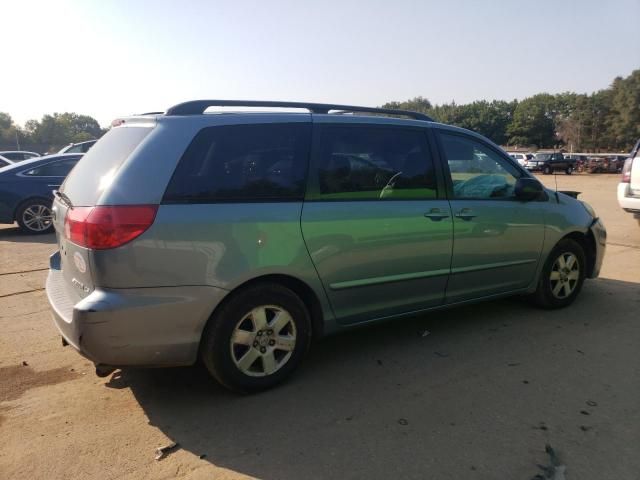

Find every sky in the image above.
[1,0,639,127]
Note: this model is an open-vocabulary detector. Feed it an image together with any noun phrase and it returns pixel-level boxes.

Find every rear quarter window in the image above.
[61,126,152,206]
[163,123,311,203]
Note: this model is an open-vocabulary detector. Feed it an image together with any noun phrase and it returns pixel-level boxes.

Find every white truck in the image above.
[618,140,640,225]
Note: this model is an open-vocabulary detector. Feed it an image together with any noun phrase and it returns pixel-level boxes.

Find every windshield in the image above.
[534,153,552,160]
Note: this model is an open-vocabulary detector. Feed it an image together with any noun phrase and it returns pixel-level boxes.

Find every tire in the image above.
[200,283,312,393]
[530,238,586,309]
[543,165,552,175]
[16,198,54,234]
[565,165,573,175]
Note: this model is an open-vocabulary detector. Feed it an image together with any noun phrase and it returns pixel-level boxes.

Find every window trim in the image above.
[304,123,444,202]
[160,122,313,205]
[434,128,530,202]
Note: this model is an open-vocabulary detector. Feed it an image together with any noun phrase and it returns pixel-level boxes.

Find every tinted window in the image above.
[61,126,152,206]
[3,152,23,161]
[439,132,521,199]
[65,144,84,153]
[163,123,311,203]
[23,158,79,177]
[312,126,436,200]
[0,159,10,168]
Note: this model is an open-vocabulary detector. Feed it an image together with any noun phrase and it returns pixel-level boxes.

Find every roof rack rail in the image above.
[165,100,433,121]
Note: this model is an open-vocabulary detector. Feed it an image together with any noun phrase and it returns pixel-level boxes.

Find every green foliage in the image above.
[384,69,640,151]
[0,112,105,152]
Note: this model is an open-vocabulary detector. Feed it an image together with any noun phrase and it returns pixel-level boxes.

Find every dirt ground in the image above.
[1,173,639,480]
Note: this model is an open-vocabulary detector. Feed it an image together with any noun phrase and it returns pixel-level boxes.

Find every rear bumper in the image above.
[46,252,228,367]
[588,217,606,279]
[617,182,640,214]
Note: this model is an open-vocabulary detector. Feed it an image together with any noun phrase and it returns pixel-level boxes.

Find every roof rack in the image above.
[165,100,433,121]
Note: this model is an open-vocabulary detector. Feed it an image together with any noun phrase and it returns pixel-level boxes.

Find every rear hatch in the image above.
[52,124,154,297]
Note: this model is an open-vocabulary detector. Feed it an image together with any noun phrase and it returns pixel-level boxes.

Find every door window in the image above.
[439,132,521,199]
[312,126,436,200]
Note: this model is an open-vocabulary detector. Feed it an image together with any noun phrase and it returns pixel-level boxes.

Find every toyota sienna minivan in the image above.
[46,100,606,392]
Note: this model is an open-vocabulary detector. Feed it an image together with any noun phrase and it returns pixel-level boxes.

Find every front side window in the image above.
[163,123,311,203]
[23,158,79,177]
[312,126,436,200]
[439,132,520,199]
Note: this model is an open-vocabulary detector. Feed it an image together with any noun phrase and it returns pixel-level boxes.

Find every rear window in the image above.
[61,126,152,206]
[163,123,311,203]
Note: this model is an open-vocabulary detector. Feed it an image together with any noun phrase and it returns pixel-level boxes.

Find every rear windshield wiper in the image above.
[54,190,74,209]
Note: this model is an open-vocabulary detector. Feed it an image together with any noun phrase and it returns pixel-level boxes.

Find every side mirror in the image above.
[514,177,544,201]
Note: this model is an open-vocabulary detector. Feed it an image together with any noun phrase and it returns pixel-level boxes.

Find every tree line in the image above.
[0,112,106,153]
[1,69,638,154]
[383,69,639,152]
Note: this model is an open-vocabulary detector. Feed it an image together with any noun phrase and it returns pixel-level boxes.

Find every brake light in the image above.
[621,158,633,183]
[64,205,158,249]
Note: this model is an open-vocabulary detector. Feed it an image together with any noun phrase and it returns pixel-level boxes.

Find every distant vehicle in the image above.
[0,155,14,168]
[507,152,532,167]
[0,153,83,233]
[526,152,575,174]
[617,140,640,225]
[58,140,97,154]
[0,151,41,162]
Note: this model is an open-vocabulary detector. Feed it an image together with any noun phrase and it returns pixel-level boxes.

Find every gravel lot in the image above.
[1,173,639,480]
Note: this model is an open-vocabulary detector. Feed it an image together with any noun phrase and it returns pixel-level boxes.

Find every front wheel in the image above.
[543,165,552,175]
[530,238,586,309]
[200,283,312,393]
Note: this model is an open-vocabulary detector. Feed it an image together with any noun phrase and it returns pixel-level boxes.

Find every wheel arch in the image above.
[13,195,53,221]
[198,274,326,355]
[561,230,596,277]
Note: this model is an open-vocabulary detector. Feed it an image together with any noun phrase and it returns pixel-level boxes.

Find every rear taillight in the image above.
[621,158,633,183]
[64,205,158,249]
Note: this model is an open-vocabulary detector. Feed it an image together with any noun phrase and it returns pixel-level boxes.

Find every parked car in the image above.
[526,152,575,174]
[45,100,606,393]
[0,154,83,234]
[0,150,41,162]
[507,152,532,167]
[617,140,640,225]
[58,140,97,154]
[0,155,14,168]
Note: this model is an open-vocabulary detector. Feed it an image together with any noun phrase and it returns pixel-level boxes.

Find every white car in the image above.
[617,141,640,225]
[507,152,532,167]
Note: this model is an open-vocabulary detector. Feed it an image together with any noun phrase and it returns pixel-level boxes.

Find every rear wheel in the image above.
[531,238,586,309]
[16,198,53,234]
[200,283,312,393]
[565,165,574,175]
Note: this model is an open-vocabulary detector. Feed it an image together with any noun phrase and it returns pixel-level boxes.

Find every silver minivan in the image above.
[47,100,606,392]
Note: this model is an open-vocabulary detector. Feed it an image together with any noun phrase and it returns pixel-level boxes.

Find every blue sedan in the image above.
[0,153,83,234]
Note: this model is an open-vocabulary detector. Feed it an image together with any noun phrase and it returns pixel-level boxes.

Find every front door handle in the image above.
[424,208,450,221]
[455,208,477,220]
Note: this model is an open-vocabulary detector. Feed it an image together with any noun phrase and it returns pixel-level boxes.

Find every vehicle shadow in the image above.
[0,226,56,244]
[107,277,639,479]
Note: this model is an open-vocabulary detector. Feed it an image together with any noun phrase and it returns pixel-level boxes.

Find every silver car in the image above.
[46,100,606,393]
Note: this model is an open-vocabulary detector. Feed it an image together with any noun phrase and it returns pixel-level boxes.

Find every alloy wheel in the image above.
[21,204,53,232]
[230,305,297,377]
[549,252,580,299]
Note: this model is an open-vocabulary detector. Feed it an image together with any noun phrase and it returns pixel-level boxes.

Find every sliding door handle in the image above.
[424,208,450,221]
[455,208,477,220]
